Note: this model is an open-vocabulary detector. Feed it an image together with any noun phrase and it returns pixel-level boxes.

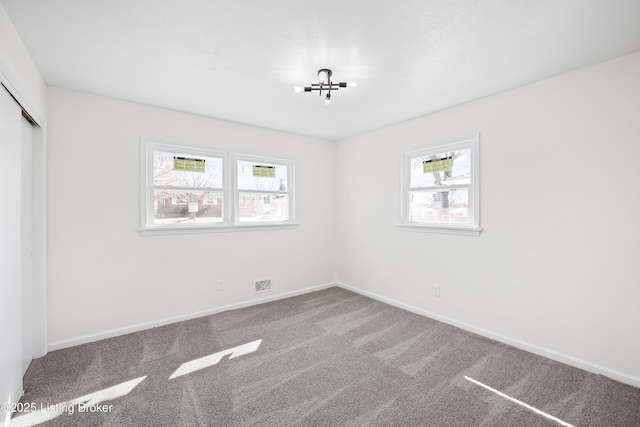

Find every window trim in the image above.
[397,134,481,236]
[233,153,296,226]
[139,138,298,235]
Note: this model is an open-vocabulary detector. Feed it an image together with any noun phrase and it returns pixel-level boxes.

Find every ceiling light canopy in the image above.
[294,69,356,106]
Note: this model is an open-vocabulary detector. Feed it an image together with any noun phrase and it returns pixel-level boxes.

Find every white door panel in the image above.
[21,116,33,375]
[0,86,23,426]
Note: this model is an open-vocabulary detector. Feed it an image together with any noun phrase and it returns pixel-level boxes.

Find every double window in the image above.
[140,139,295,234]
[399,135,480,235]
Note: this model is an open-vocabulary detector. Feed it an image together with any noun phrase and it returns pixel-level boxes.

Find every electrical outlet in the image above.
[217,280,224,291]
[433,285,440,297]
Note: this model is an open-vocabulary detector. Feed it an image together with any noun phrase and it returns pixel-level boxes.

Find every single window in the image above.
[141,140,227,232]
[235,156,294,223]
[399,135,480,235]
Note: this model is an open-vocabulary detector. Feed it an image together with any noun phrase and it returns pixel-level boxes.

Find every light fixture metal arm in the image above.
[304,82,347,92]
[296,69,354,105]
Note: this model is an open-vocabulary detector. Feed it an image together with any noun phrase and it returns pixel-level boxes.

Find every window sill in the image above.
[396,223,481,236]
[139,222,300,236]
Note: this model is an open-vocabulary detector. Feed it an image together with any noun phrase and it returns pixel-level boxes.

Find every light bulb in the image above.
[293,86,304,93]
[348,81,358,88]
[324,93,331,106]
[318,70,328,84]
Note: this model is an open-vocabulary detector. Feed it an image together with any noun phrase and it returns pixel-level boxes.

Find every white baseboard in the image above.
[336,282,640,389]
[47,281,640,389]
[47,282,336,352]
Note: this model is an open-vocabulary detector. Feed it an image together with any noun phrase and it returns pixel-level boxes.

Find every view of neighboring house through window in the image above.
[140,139,296,234]
[152,149,225,225]
[236,157,292,223]
[399,135,480,235]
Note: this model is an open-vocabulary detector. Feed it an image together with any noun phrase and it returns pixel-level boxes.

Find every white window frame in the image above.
[397,134,481,236]
[233,154,296,226]
[139,138,298,235]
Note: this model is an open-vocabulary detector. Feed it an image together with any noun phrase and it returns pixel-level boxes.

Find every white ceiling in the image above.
[3,0,640,141]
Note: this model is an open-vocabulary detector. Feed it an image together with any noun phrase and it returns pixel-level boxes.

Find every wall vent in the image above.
[254,279,272,293]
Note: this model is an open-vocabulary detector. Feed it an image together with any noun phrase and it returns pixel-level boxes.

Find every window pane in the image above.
[153,190,223,224]
[410,148,471,188]
[238,193,289,222]
[237,160,288,191]
[409,188,469,224]
[153,151,223,188]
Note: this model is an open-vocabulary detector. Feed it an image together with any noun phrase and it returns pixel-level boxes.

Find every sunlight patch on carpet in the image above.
[464,376,575,427]
[10,376,146,427]
[170,339,262,379]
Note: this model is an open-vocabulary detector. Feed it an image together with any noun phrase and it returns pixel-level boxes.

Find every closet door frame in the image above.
[0,59,47,361]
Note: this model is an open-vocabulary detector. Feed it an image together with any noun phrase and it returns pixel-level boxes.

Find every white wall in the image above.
[337,52,640,383]
[0,3,46,118]
[46,87,337,345]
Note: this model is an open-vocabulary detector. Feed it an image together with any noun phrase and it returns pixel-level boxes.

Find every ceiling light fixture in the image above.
[293,69,356,106]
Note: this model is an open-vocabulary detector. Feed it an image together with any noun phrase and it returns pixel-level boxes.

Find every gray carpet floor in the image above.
[12,287,640,426]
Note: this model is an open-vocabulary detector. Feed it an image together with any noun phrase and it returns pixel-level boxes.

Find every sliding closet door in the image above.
[0,86,24,425]
[21,115,34,375]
